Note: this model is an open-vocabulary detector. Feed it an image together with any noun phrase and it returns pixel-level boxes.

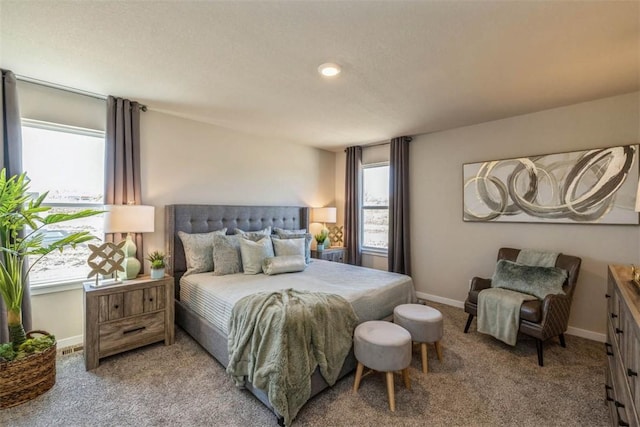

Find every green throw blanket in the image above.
[227,289,358,426]
[516,249,559,268]
[477,288,537,345]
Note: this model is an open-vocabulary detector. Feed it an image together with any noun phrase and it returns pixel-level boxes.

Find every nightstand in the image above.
[83,276,174,370]
[311,247,347,263]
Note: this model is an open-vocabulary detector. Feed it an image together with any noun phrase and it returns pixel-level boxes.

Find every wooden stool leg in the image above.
[402,368,411,389]
[421,342,428,373]
[435,340,443,361]
[386,371,395,411]
[353,362,364,392]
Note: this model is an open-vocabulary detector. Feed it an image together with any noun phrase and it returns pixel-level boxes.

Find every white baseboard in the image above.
[566,326,605,343]
[57,334,83,350]
[416,291,605,343]
[416,291,464,308]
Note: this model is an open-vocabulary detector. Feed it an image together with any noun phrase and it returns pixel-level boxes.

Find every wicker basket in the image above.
[0,330,57,409]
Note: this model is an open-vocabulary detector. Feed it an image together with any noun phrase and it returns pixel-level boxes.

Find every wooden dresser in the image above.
[311,247,347,263]
[606,265,640,427]
[84,276,174,370]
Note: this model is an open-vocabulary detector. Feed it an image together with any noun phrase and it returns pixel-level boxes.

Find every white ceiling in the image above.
[1,1,638,151]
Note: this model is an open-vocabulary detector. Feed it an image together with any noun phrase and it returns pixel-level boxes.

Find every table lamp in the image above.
[311,207,337,249]
[104,204,155,280]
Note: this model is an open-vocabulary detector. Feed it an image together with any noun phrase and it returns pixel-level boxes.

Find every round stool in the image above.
[353,320,412,412]
[394,304,444,374]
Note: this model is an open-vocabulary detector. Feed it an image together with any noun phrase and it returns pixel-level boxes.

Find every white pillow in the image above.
[263,255,306,275]
[178,229,227,275]
[239,236,274,275]
[272,234,312,264]
[272,237,305,258]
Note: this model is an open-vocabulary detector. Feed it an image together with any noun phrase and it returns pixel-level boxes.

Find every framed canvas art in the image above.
[462,145,639,224]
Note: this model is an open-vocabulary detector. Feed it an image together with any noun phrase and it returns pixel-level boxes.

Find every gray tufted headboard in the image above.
[165,204,309,298]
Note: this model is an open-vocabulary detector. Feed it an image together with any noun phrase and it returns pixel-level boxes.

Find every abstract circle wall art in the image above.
[462,145,639,224]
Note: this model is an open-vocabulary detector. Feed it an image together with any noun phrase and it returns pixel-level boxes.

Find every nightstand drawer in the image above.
[311,247,347,263]
[98,286,165,322]
[99,311,165,358]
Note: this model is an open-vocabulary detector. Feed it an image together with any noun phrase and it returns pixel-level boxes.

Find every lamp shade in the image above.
[104,205,155,234]
[311,207,337,224]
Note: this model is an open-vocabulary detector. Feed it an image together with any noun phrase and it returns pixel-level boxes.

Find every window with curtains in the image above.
[361,163,389,251]
[21,119,105,285]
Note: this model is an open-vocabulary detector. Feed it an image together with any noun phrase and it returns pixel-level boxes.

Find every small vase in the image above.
[316,244,324,252]
[150,268,165,280]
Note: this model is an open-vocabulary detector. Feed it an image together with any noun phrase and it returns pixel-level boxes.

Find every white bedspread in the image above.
[180,259,416,335]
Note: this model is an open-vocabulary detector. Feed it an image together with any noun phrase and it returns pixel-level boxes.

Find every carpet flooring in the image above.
[1,302,609,426]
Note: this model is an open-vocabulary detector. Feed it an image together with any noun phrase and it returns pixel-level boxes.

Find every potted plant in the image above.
[314,230,328,252]
[146,250,165,279]
[0,169,100,408]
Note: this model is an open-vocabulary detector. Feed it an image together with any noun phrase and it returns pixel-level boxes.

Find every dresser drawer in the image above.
[99,311,165,358]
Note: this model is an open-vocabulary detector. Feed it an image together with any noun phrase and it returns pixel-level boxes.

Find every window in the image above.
[21,119,105,286]
[361,163,389,251]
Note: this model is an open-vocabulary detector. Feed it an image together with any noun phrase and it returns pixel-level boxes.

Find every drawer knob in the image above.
[149,298,153,302]
[604,342,614,356]
[628,369,638,377]
[619,419,629,427]
[611,313,618,319]
[615,400,625,409]
[114,305,119,309]
[605,385,614,401]
[616,328,624,335]
[606,293,611,299]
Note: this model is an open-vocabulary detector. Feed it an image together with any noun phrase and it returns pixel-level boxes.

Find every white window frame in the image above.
[360,162,389,255]
[21,119,105,295]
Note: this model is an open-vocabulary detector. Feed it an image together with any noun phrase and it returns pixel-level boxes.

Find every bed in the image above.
[165,204,416,424]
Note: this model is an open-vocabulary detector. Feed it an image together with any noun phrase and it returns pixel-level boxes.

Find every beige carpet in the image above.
[1,302,608,426]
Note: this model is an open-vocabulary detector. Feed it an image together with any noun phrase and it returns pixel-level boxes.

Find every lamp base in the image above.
[120,234,141,280]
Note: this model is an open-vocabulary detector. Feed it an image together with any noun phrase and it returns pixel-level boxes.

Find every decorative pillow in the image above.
[178,228,227,276]
[491,259,567,300]
[239,236,275,275]
[272,237,306,258]
[234,226,272,241]
[263,255,307,275]
[273,231,312,264]
[273,227,307,235]
[212,234,243,276]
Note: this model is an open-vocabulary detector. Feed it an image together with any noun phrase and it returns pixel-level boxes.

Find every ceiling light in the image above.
[318,63,341,77]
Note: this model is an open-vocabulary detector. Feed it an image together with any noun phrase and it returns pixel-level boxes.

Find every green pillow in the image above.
[491,259,567,300]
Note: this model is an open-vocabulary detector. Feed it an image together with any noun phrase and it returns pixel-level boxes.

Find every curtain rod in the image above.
[364,140,390,148]
[343,140,389,152]
[15,74,148,111]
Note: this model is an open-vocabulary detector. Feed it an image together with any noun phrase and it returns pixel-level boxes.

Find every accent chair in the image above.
[463,247,582,366]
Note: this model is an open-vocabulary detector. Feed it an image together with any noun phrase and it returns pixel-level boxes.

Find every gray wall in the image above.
[411,92,640,338]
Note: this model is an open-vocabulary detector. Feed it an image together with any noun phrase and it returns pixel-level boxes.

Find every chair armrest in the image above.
[470,277,492,292]
[540,293,572,338]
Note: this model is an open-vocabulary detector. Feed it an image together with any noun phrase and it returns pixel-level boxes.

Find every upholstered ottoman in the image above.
[352,320,412,411]
[394,304,443,373]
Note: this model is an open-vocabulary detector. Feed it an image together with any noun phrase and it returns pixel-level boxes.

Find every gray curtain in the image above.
[344,146,362,266]
[105,96,144,268]
[0,69,32,343]
[388,136,412,275]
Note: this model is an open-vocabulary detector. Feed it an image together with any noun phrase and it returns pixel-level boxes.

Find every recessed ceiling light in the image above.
[318,63,341,77]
